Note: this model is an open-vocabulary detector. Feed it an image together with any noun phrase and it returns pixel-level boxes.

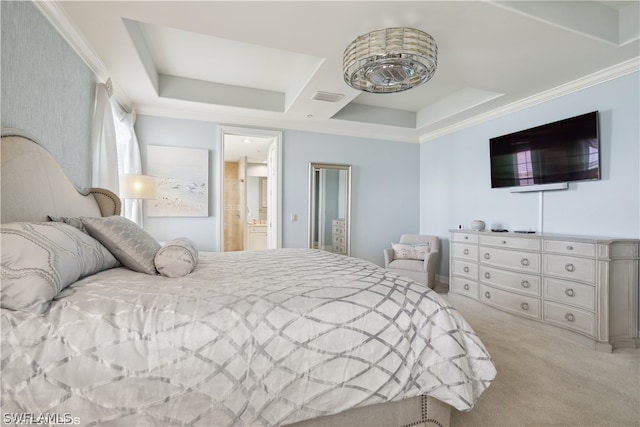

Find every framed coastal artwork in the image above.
[147,145,209,217]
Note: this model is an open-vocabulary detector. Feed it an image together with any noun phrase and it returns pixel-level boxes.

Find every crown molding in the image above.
[419,58,640,143]
[34,2,107,79]
[134,105,421,144]
[34,1,132,107]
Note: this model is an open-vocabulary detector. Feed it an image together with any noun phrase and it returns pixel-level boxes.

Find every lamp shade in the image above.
[119,174,158,200]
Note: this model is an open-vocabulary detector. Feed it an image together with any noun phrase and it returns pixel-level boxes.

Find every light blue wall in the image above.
[134,115,219,251]
[282,130,420,265]
[421,72,640,277]
[134,118,421,265]
[1,1,96,188]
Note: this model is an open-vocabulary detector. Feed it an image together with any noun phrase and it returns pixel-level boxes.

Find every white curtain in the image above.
[91,82,119,194]
[112,98,144,225]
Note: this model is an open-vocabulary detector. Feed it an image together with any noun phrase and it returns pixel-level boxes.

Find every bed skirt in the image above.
[286,395,450,427]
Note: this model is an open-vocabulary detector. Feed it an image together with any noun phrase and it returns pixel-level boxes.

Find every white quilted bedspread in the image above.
[1,249,495,426]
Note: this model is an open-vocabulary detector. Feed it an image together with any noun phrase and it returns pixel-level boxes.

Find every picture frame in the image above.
[147,145,209,217]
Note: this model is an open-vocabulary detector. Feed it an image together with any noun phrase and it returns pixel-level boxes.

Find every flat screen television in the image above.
[490,111,600,189]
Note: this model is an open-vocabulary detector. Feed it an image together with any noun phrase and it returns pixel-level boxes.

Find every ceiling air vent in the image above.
[312,91,344,102]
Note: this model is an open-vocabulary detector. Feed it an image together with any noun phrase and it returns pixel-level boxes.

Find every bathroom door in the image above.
[218,126,282,251]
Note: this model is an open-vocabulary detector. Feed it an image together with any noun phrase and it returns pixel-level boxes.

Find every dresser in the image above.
[332,219,346,254]
[449,230,639,351]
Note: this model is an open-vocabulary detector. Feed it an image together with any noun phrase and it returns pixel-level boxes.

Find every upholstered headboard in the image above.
[1,128,120,223]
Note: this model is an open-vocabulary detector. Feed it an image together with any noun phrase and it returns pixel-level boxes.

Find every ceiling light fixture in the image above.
[343,27,437,94]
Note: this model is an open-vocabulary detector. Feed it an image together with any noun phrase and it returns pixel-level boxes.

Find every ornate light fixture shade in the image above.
[343,27,438,93]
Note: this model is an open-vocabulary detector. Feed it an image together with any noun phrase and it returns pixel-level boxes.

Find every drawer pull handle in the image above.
[484,291,491,299]
[565,313,575,322]
[521,258,530,266]
[565,263,575,272]
[502,240,507,244]
[565,288,575,297]
[484,272,491,279]
[484,253,491,260]
[463,248,469,255]
[464,236,469,240]
[521,280,530,288]
[463,284,470,291]
[463,266,470,273]
[520,302,529,311]
[566,245,574,250]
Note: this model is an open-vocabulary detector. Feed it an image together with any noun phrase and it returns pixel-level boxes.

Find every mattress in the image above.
[1,248,495,426]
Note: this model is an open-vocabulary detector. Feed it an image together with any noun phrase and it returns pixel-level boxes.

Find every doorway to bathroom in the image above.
[216,126,282,251]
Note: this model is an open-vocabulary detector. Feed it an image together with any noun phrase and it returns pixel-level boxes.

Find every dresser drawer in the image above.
[332,224,345,235]
[543,240,595,257]
[544,301,595,337]
[480,247,540,274]
[479,235,540,251]
[450,276,478,299]
[479,284,541,320]
[479,265,540,296]
[451,259,478,279]
[248,226,267,234]
[543,254,595,284]
[543,278,595,311]
[452,232,478,244]
[451,243,478,261]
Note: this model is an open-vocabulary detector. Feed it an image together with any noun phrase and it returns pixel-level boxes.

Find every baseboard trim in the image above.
[433,274,450,294]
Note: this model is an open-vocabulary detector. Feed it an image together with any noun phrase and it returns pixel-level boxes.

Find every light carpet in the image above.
[442,292,639,427]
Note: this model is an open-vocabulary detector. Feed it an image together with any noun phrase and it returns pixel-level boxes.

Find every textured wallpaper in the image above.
[1,1,96,188]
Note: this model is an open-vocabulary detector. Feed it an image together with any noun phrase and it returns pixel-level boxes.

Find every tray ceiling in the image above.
[41,1,639,143]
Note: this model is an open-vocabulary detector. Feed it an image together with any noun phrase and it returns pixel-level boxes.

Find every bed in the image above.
[1,129,496,427]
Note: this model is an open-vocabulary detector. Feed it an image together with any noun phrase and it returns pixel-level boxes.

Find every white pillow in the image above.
[391,242,431,260]
[154,238,199,278]
[80,216,161,275]
[1,222,120,314]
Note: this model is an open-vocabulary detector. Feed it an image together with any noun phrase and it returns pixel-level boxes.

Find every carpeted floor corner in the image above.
[442,293,640,427]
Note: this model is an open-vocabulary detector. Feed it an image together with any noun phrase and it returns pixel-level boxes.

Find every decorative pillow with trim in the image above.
[391,242,431,260]
[154,237,199,278]
[80,216,161,275]
[1,222,120,314]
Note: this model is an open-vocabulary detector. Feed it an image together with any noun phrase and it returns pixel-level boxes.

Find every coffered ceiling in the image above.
[40,1,639,143]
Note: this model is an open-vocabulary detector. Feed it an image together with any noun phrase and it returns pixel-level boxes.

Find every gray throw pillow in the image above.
[1,222,120,314]
[154,237,199,277]
[80,216,161,275]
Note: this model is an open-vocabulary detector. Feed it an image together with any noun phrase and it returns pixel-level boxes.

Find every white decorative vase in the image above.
[471,220,486,231]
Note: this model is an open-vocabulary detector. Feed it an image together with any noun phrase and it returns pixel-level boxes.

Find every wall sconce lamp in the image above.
[119,174,158,227]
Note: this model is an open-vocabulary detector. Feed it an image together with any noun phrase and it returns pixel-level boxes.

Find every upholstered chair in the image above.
[384,235,440,288]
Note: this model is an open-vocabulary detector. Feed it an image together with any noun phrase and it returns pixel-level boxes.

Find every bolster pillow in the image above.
[154,237,199,277]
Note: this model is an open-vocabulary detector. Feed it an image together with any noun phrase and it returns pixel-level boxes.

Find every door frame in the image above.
[216,126,282,251]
